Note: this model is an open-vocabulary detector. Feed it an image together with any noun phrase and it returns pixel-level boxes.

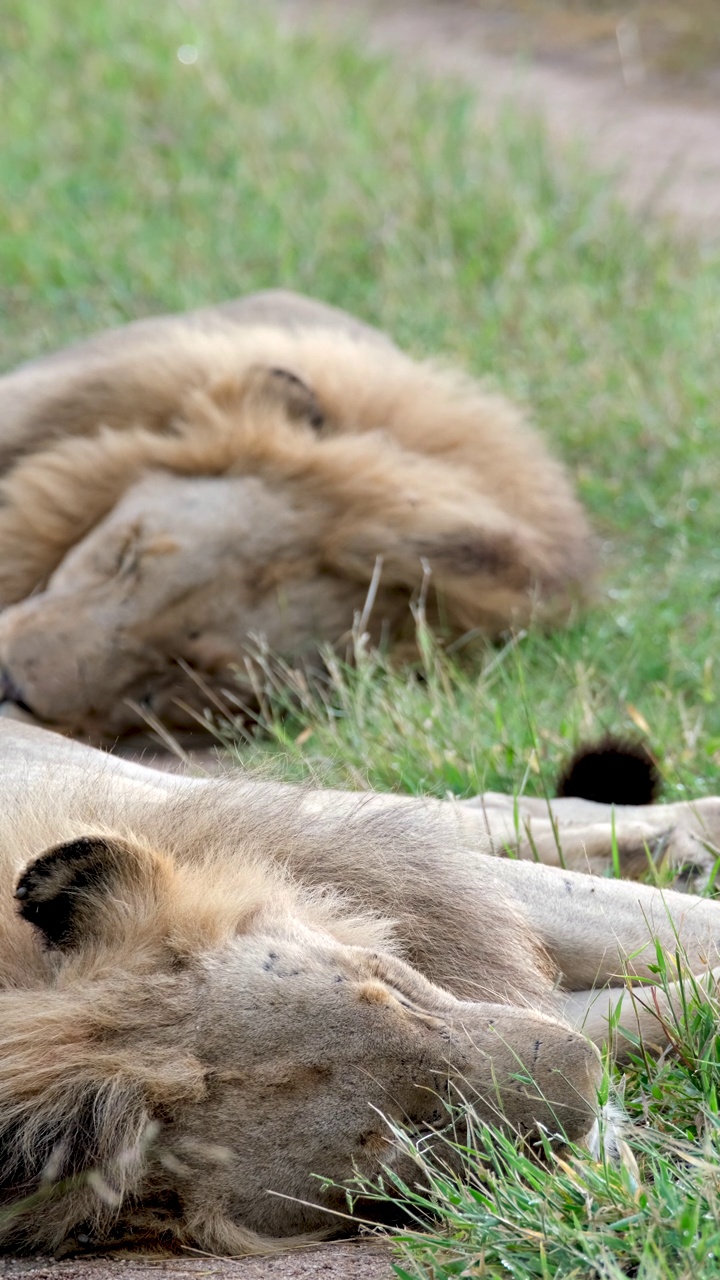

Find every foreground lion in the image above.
[0,291,593,738]
[2,721,720,1256]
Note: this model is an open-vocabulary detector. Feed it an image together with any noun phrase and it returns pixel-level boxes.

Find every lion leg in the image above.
[459,792,720,886]
[480,857,720,1060]
[560,965,720,1060]
[458,793,664,874]
[483,855,720,990]
[338,788,720,884]
[294,789,666,876]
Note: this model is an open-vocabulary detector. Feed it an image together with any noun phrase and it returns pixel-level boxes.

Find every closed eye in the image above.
[110,525,143,579]
[387,987,434,1016]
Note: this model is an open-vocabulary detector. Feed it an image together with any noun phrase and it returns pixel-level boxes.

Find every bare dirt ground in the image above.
[0,1244,395,1280]
[280,0,720,239]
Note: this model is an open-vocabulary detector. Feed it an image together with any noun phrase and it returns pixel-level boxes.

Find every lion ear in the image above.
[246,364,325,430]
[15,834,169,950]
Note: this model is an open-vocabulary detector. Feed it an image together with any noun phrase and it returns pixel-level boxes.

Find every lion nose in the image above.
[0,669,36,716]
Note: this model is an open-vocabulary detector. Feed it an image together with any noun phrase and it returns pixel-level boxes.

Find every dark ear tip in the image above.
[557,735,660,806]
[263,366,325,430]
[14,836,116,948]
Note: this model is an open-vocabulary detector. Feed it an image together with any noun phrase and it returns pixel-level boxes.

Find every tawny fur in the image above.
[0,291,594,737]
[2,722,720,1256]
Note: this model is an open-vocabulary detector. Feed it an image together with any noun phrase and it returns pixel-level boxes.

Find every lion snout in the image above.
[446,1008,603,1147]
[0,595,150,730]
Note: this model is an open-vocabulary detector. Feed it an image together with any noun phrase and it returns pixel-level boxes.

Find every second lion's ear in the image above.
[246,365,325,430]
[15,834,170,949]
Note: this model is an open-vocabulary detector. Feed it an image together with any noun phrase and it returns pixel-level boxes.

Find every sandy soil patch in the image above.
[0,1244,394,1280]
[279,0,720,238]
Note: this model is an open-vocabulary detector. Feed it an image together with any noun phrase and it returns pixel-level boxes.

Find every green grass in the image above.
[4,0,720,1273]
[342,956,720,1280]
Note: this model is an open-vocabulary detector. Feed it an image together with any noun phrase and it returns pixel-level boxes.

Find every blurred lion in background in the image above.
[0,291,593,738]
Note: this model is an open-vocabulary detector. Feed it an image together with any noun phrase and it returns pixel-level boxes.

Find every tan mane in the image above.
[0,330,591,625]
[0,296,594,736]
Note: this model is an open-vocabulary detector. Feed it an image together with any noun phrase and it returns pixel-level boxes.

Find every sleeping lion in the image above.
[0,291,593,739]
[2,720,720,1255]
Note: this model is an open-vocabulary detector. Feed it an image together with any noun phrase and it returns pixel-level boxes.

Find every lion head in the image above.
[0,310,593,739]
[1,829,601,1255]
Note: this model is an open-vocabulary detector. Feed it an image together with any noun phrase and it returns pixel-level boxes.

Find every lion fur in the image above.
[3,722,720,1254]
[0,292,593,735]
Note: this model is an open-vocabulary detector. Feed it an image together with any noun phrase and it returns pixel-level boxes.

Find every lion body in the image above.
[2,721,720,1255]
[0,291,593,736]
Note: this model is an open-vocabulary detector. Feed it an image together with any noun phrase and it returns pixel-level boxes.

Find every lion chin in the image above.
[0,289,594,739]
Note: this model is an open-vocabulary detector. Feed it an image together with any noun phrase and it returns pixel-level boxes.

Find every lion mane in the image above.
[0,292,593,735]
